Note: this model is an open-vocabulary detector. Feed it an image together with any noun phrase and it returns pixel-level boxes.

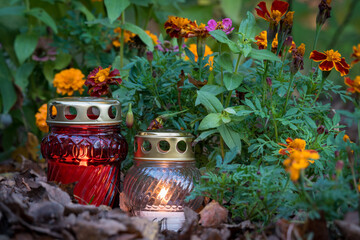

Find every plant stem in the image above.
[270,89,279,142]
[224,54,242,108]
[120,13,125,68]
[312,74,327,105]
[327,0,358,49]
[283,74,295,114]
[262,61,269,106]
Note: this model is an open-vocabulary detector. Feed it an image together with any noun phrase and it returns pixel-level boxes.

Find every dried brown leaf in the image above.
[335,220,360,240]
[199,201,228,228]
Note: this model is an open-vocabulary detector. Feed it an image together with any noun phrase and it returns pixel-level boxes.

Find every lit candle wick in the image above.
[158,187,169,200]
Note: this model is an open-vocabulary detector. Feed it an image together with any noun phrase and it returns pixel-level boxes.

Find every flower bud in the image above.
[325,129,329,134]
[317,125,325,134]
[316,0,331,27]
[284,36,293,48]
[126,103,134,129]
[146,51,153,62]
[266,77,272,87]
[260,196,264,201]
[152,70,157,78]
[257,171,261,175]
[335,160,344,172]
[334,150,339,158]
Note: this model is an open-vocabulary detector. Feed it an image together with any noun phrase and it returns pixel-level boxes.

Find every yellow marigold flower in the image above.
[53,68,85,96]
[255,31,295,52]
[351,44,360,66]
[283,150,320,181]
[145,30,158,44]
[185,44,214,70]
[344,76,360,93]
[35,104,57,133]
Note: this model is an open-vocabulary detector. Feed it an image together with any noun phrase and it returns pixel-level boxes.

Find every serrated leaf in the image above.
[284,108,298,117]
[104,0,130,24]
[120,22,154,50]
[198,113,222,130]
[185,47,195,63]
[304,115,317,129]
[27,8,58,33]
[14,33,38,64]
[196,91,224,113]
[244,98,255,110]
[249,48,281,62]
[217,52,233,72]
[224,72,243,91]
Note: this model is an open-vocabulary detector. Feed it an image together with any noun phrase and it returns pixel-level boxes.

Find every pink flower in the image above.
[205,18,234,35]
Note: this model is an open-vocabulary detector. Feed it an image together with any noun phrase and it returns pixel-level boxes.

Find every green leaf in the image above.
[73,2,95,21]
[304,115,317,129]
[217,125,242,152]
[0,53,16,113]
[221,113,231,123]
[249,49,281,62]
[14,33,38,64]
[284,108,298,117]
[217,53,233,72]
[120,22,154,51]
[43,61,55,83]
[241,43,252,57]
[185,47,195,63]
[0,6,25,16]
[238,11,256,39]
[198,113,222,130]
[194,129,218,143]
[105,0,130,24]
[224,72,243,91]
[15,62,35,92]
[196,91,224,113]
[227,41,241,53]
[209,30,230,44]
[54,52,72,70]
[27,8,58,34]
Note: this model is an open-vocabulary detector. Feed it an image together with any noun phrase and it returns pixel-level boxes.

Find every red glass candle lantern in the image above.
[41,97,128,207]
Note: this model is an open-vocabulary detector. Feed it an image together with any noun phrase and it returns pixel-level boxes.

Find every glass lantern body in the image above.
[124,159,203,230]
[41,124,128,207]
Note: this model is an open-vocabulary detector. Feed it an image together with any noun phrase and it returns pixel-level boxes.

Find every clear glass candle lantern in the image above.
[123,131,203,231]
[41,97,128,207]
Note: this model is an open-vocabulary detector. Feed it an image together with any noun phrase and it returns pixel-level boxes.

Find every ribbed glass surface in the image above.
[123,161,203,214]
[41,125,128,207]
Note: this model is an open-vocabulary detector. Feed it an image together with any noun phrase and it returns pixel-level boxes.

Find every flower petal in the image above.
[271,0,289,16]
[334,61,349,76]
[255,2,270,21]
[319,60,334,71]
[309,50,327,62]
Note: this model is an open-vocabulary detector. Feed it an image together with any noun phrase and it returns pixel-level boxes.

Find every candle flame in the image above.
[158,187,169,200]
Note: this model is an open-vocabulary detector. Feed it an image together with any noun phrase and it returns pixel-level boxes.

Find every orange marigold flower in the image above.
[145,30,158,44]
[283,150,320,181]
[53,68,85,96]
[255,31,295,52]
[278,137,306,155]
[310,50,350,76]
[185,44,214,70]
[343,134,353,143]
[186,22,210,38]
[35,104,57,133]
[255,0,289,24]
[351,44,360,66]
[112,28,136,47]
[344,76,360,93]
[164,16,195,38]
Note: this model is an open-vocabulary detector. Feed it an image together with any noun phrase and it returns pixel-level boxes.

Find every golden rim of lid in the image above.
[134,130,195,162]
[46,97,122,125]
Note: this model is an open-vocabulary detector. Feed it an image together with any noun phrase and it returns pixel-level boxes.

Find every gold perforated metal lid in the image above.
[134,130,195,162]
[46,97,121,125]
